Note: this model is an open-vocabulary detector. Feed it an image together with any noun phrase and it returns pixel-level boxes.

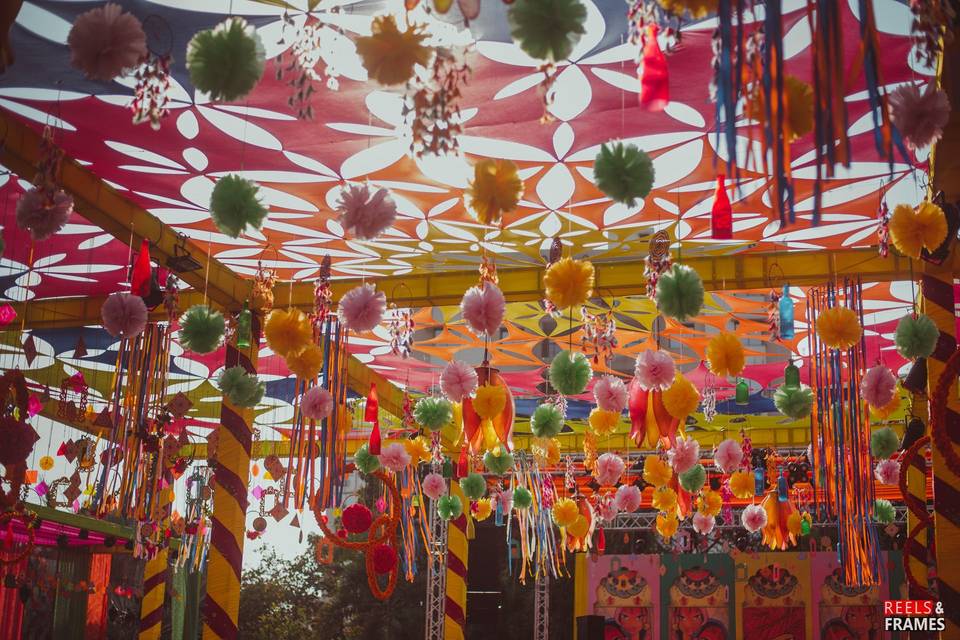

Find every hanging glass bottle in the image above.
[783,361,800,389]
[735,379,750,405]
[779,284,795,339]
[236,302,252,349]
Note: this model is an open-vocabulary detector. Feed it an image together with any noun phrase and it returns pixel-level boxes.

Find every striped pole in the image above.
[444,481,468,640]
[903,394,930,599]
[203,341,258,639]
[139,481,173,639]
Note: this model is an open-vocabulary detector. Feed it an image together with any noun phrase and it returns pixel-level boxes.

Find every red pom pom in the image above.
[0,416,39,467]
[341,504,372,534]
[371,544,397,574]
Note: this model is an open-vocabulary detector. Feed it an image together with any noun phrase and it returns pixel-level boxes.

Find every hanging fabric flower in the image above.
[413,397,454,432]
[651,486,677,513]
[698,490,723,517]
[706,332,745,378]
[355,16,431,86]
[741,504,768,533]
[552,497,580,528]
[613,484,641,512]
[655,513,679,539]
[874,459,901,486]
[773,385,814,420]
[729,471,754,500]
[692,511,715,535]
[714,438,743,474]
[531,403,564,438]
[187,17,265,102]
[16,188,73,241]
[336,183,397,241]
[422,472,447,500]
[68,3,146,82]
[264,308,313,357]
[655,264,704,322]
[895,313,939,360]
[870,427,899,459]
[210,175,268,238]
[461,282,506,338]
[467,159,522,226]
[339,284,387,333]
[549,350,593,396]
[179,305,225,354]
[437,494,462,520]
[889,202,948,258]
[380,442,411,473]
[531,437,561,467]
[874,499,895,524]
[441,360,479,403]
[593,375,628,413]
[593,453,625,486]
[473,384,506,420]
[100,292,148,339]
[816,306,862,350]
[679,464,706,493]
[642,455,672,488]
[218,365,265,408]
[285,344,324,380]
[588,408,619,436]
[667,437,700,474]
[634,350,675,391]
[301,387,333,420]
[888,83,951,150]
[483,446,514,475]
[543,257,595,310]
[507,0,587,62]
[592,142,655,206]
[861,365,897,409]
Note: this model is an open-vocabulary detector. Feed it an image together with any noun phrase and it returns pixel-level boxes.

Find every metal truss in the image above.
[534,571,550,640]
[605,505,909,530]
[424,502,449,640]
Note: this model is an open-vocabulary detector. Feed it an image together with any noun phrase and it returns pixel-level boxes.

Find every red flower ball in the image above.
[341,503,373,534]
[371,544,397,574]
[0,416,39,467]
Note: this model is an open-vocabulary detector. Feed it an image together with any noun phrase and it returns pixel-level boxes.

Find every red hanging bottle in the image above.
[365,384,381,455]
[597,526,606,554]
[639,24,669,111]
[711,174,733,240]
[130,239,152,296]
[456,445,469,479]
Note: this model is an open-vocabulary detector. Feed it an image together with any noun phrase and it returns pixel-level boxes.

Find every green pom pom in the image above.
[483,446,515,475]
[508,0,587,63]
[549,350,592,396]
[218,365,265,408]
[895,313,939,360]
[531,403,564,438]
[679,464,706,493]
[437,495,463,520]
[871,427,899,459]
[414,397,454,432]
[179,305,225,354]
[774,384,814,420]
[187,17,265,102]
[655,264,705,323]
[593,142,655,207]
[459,472,486,500]
[354,444,380,474]
[874,498,895,524]
[513,486,533,510]
[210,175,268,238]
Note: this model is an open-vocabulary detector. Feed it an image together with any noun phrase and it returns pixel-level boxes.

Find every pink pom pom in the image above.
[594,453,626,486]
[422,472,447,500]
[380,442,411,473]
[68,3,147,82]
[668,438,700,474]
[301,387,333,420]
[336,184,397,241]
[441,360,478,402]
[100,292,147,339]
[599,500,618,522]
[741,504,768,533]
[460,282,505,338]
[692,512,715,535]
[875,459,901,486]
[593,375,628,413]
[339,283,386,332]
[889,83,951,151]
[714,438,743,474]
[862,365,897,409]
[634,350,676,391]
[16,188,73,241]
[613,484,641,513]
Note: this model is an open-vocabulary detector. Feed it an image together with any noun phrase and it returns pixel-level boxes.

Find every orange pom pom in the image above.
[698,489,723,517]
[890,201,948,258]
[354,16,431,86]
[552,497,579,528]
[656,513,679,539]
[643,455,673,488]
[264,308,312,357]
[588,407,620,436]
[729,470,754,499]
[468,159,522,225]
[662,373,700,419]
[285,344,323,380]
[544,257,595,310]
[816,306,862,350]
[706,331,745,378]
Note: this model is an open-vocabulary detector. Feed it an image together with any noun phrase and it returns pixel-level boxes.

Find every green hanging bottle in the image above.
[236,303,252,349]
[735,379,750,405]
[800,516,811,536]
[783,361,800,389]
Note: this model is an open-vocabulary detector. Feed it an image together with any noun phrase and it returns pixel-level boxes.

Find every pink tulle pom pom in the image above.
[634,350,676,391]
[741,504,768,533]
[862,365,897,409]
[594,453,626,486]
[100,292,148,339]
[68,3,147,82]
[301,387,333,420]
[497,489,513,513]
[422,472,447,500]
[441,360,478,402]
[875,459,901,486]
[16,188,73,241]
[714,438,744,474]
[889,83,951,151]
[668,438,700,475]
[593,375,628,413]
[338,283,386,332]
[336,184,397,241]
[613,484,641,513]
[599,500,618,522]
[380,442,411,473]
[692,512,715,535]
[461,282,505,338]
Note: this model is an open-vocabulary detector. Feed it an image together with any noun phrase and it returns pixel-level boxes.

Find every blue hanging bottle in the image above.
[495,495,504,527]
[754,468,765,496]
[777,476,788,502]
[779,284,795,339]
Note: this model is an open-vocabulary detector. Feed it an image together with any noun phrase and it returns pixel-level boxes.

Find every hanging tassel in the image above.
[639,24,668,111]
[710,174,733,240]
[365,383,381,455]
[130,238,152,297]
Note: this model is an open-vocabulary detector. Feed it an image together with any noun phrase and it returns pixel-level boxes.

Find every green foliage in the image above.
[530,403,564,438]
[210,174,268,238]
[894,313,939,360]
[655,264,705,323]
[179,304,225,354]
[507,0,587,62]
[593,142,655,206]
[773,384,813,420]
[218,365,265,408]
[413,396,454,432]
[548,350,592,396]
[187,17,265,102]
[871,427,899,459]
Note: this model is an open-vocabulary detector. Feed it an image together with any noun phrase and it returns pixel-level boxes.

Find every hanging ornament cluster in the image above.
[130,52,171,129]
[275,16,344,119]
[386,304,414,358]
[310,255,334,329]
[580,306,617,365]
[16,127,74,242]
[405,46,471,157]
[643,230,672,300]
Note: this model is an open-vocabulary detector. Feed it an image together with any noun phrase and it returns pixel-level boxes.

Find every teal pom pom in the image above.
[679,464,706,493]
[549,350,592,396]
[508,0,587,63]
[354,444,380,474]
[437,495,463,520]
[414,397,454,432]
[593,142,655,207]
[874,498,895,524]
[774,385,814,420]
[895,313,939,360]
[513,486,533,510]
[218,365,265,408]
[210,175,268,238]
[179,305,225,354]
[871,427,899,459]
[531,403,564,438]
[483,446,515,475]
[655,264,705,323]
[187,17,265,102]
[459,472,487,500]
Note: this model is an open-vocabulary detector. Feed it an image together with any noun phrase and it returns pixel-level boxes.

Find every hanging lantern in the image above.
[783,361,800,389]
[627,377,679,450]
[461,365,514,453]
[710,174,732,240]
[735,380,749,406]
[778,284,795,339]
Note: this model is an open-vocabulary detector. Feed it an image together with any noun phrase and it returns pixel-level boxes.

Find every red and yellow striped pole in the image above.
[139,478,174,639]
[903,393,930,599]
[444,481,468,640]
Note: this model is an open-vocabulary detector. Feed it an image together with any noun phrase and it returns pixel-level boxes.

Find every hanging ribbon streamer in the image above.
[713,0,744,185]
[760,0,794,226]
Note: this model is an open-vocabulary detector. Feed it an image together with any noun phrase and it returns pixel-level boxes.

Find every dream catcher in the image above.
[130,15,173,130]
[580,305,617,366]
[56,372,88,424]
[387,304,414,358]
[643,230,672,300]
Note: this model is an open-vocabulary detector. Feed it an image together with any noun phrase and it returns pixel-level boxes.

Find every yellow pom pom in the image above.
[656,513,679,539]
[871,390,901,420]
[264,308,312,357]
[468,159,522,225]
[657,0,717,18]
[474,498,493,521]
[747,75,813,142]
[706,332,745,378]
[698,490,723,517]
[285,344,323,380]
[662,374,700,419]
[729,470,755,499]
[39,455,54,471]
[532,437,561,467]
[816,306,862,350]
[552,497,580,528]
[916,201,948,250]
[568,514,589,538]
[473,383,506,420]
[787,511,803,536]
[544,257,595,310]
[404,436,432,466]
[354,16,431,86]
[891,201,948,258]
[652,486,678,514]
[588,408,620,436]
[643,455,673,488]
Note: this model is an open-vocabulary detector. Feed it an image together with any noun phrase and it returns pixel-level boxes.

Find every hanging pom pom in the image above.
[816,306,862,350]
[467,159,522,226]
[679,464,706,493]
[655,264,705,322]
[692,511,716,535]
[667,438,700,474]
[773,384,814,420]
[862,365,897,409]
[179,305,225,354]
[714,439,743,474]
[742,504,768,533]
[422,472,447,500]
[875,459,901,486]
[437,494,462,520]
[354,443,381,474]
[218,365,265,408]
[301,387,333,420]
[549,350,593,396]
[888,83,951,150]
[594,453,625,486]
[187,17,265,102]
[507,0,587,63]
[68,3,146,82]
[543,257,595,310]
[341,503,373,534]
[483,446,515,475]
[614,484,641,512]
[699,490,723,517]
[355,16,431,86]
[380,442,411,473]
[634,350,675,391]
[552,497,580,528]
[652,486,678,513]
[513,486,533,510]
[285,344,323,380]
[642,455,673,488]
[871,427,900,459]
[460,283,506,338]
[656,513,679,539]
[662,373,700,419]
[588,408,619,436]
[531,436,561,467]
[413,397,454,432]
[706,332,745,378]
[874,499,896,524]
[404,436,431,466]
[729,470,755,499]
[336,184,397,241]
[889,202,948,259]
[531,403,564,438]
[592,142,655,207]
[264,308,312,357]
[338,284,386,333]
[593,375,628,413]
[371,544,397,574]
[210,175,268,238]
[895,313,939,360]
[16,188,73,241]
[100,292,148,339]
[441,361,479,403]
[473,383,506,420]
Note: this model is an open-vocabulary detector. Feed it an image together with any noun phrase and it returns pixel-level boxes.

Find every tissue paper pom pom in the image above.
[544,257,594,310]
[341,503,372,534]
[371,544,397,574]
[355,16,430,86]
[179,305,225,354]
[729,471,754,499]
[218,366,265,408]
[714,439,743,474]
[422,472,447,500]
[468,159,522,225]
[459,472,487,500]
[404,437,431,465]
[437,495,462,520]
[614,484,642,512]
[593,142,655,206]
[380,442,411,473]
[16,188,73,241]
[339,284,386,332]
[508,0,587,63]
[746,76,813,142]
[336,184,397,241]
[888,83,951,150]
[599,500,618,522]
[872,392,901,420]
[354,444,380,474]
[531,403,564,438]
[680,464,706,493]
[890,202,948,258]
[706,332,745,377]
[874,499,896,524]
[656,514,679,539]
[634,350,676,391]
[549,350,593,396]
[699,490,723,517]
[101,292,147,339]
[474,384,507,420]
[655,264,705,322]
[662,374,700,419]
[301,387,333,420]
[285,344,323,380]
[414,397,454,432]
[862,365,897,409]
[787,512,803,536]
[594,453,625,486]
[187,17,265,101]
[658,0,718,19]
[513,486,533,510]
[441,361,478,402]
[68,3,146,82]
[483,446,515,475]
[742,504,768,533]
[474,498,493,521]
[531,437,561,467]
[461,283,506,338]
[875,459,901,486]
[816,306,861,350]
[593,375,628,413]
[210,175,268,238]
[588,408,620,436]
[668,438,700,474]
[264,308,312,357]
[774,384,814,420]
[652,486,677,513]
[895,313,939,359]
[692,511,716,535]
[643,456,673,488]
[552,497,580,528]
[871,427,900,459]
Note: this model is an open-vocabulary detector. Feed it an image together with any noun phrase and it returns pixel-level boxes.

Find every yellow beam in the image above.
[8,291,207,331]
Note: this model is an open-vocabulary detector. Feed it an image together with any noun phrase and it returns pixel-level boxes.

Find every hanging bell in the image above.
[735,380,750,406]
[779,285,795,339]
[783,361,800,389]
[236,303,252,349]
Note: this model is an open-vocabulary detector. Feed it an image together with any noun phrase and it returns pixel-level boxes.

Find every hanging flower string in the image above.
[274,13,344,118]
[877,201,890,258]
[405,46,471,157]
[130,53,171,129]
[311,255,333,330]
[387,304,414,358]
